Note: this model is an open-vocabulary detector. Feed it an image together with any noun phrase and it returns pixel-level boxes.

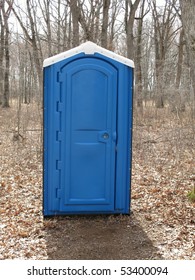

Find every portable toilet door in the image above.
[43,41,134,216]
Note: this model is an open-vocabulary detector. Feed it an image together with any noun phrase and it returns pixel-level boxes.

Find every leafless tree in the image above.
[69,0,79,47]
[101,0,110,48]
[151,0,178,108]
[0,0,13,107]
[7,0,43,96]
[125,0,141,59]
[0,0,193,118]
[0,3,4,105]
[179,0,195,99]
[38,0,52,56]
[134,0,149,111]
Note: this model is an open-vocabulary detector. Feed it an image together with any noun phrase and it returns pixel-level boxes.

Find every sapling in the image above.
[187,177,195,202]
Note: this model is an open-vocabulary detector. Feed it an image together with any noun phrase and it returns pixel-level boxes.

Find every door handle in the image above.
[102,132,109,139]
[98,131,110,143]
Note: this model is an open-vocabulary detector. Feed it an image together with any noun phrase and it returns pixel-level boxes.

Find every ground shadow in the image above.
[44,213,163,260]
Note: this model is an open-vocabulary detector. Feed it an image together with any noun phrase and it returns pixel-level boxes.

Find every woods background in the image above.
[0,0,194,113]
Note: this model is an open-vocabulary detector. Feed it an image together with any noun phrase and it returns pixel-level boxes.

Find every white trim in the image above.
[43,41,134,68]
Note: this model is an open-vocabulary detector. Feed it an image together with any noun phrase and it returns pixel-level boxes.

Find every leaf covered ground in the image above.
[0,103,194,259]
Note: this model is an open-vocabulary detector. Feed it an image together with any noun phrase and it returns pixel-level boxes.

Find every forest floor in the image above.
[0,102,194,260]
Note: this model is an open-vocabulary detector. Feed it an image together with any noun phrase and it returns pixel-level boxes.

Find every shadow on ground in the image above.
[44,213,163,260]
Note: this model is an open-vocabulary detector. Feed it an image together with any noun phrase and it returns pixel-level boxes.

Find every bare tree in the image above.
[175,28,184,90]
[108,0,122,50]
[152,0,178,108]
[0,4,4,105]
[38,0,52,56]
[101,0,110,48]
[7,0,43,94]
[0,0,13,107]
[125,0,141,59]
[179,0,195,99]
[134,0,148,111]
[69,0,79,47]
[1,0,193,117]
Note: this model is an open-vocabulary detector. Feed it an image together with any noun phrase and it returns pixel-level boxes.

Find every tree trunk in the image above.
[125,0,141,60]
[57,0,61,53]
[101,0,110,48]
[26,0,42,92]
[174,28,185,112]
[3,19,10,107]
[180,0,195,98]
[135,0,145,112]
[152,0,177,108]
[1,0,13,107]
[0,11,4,105]
[38,0,52,56]
[70,0,79,47]
[175,28,184,90]
[94,1,101,44]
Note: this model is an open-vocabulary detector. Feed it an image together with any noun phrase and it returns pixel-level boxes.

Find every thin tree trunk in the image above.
[26,0,42,91]
[101,0,110,48]
[94,2,101,43]
[0,11,4,105]
[175,28,184,89]
[3,20,10,107]
[38,0,52,56]
[135,0,145,112]
[69,0,79,47]
[180,0,195,99]
[125,0,141,60]
[1,0,13,107]
[57,0,61,53]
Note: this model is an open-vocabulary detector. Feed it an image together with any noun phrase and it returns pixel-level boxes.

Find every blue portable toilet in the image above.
[43,41,134,216]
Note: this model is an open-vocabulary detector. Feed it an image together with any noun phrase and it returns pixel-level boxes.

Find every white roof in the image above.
[43,41,134,68]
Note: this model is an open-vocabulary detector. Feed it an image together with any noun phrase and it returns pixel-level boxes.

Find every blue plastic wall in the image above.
[43,52,133,216]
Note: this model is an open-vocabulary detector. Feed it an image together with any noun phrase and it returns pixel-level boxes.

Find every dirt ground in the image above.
[0,103,194,260]
[44,214,162,260]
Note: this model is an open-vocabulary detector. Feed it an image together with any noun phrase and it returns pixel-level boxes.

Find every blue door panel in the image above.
[69,143,107,202]
[71,69,108,130]
[59,58,117,212]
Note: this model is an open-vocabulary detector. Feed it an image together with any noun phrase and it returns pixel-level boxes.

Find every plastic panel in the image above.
[43,50,133,216]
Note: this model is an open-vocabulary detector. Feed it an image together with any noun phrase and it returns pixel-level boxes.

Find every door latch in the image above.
[102,132,109,139]
[98,131,110,143]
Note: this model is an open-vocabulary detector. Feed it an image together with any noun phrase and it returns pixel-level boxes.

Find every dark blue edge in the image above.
[43,66,49,217]
[128,68,134,215]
